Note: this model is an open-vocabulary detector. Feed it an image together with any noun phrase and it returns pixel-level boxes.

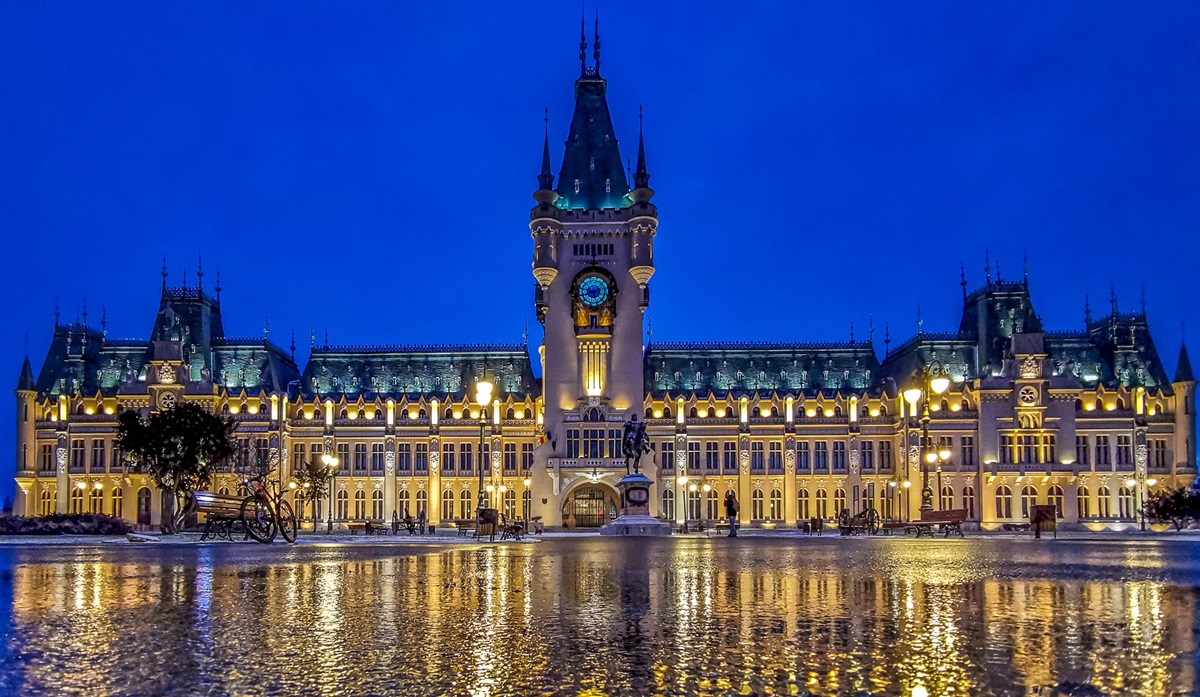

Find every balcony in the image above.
[549,457,626,470]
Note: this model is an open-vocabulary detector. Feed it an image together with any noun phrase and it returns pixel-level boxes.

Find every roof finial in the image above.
[1110,284,1118,313]
[215,270,222,303]
[868,315,875,344]
[633,104,651,192]
[884,322,891,356]
[263,311,269,340]
[593,10,601,74]
[1084,294,1092,326]
[161,254,168,292]
[324,328,329,349]
[1140,283,1147,316]
[984,248,991,285]
[290,328,296,360]
[995,261,1002,283]
[960,262,967,303]
[182,267,188,289]
[101,307,107,336]
[23,332,28,356]
[646,314,653,347]
[1022,247,1029,286]
[81,298,88,328]
[54,297,60,327]
[916,305,923,336]
[196,253,204,295]
[537,107,554,191]
[310,325,315,349]
[522,317,529,346]
[849,322,855,344]
[579,2,587,75]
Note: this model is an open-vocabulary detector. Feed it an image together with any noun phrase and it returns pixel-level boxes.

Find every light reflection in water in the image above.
[0,539,1196,696]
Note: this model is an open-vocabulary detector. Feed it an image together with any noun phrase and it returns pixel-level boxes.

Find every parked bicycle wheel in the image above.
[277,499,298,543]
[241,496,277,543]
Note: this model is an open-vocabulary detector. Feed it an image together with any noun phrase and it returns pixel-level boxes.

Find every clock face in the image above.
[578,276,610,307]
[1018,386,1038,405]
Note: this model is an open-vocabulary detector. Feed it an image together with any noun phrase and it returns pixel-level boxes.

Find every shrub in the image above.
[0,513,135,536]
[1145,488,1200,531]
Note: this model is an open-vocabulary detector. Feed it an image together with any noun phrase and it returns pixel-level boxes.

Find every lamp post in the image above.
[903,364,952,513]
[322,453,338,534]
[1127,476,1158,531]
[475,377,494,519]
[522,474,532,532]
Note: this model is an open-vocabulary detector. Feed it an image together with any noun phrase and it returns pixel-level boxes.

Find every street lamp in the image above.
[322,453,339,534]
[1127,476,1158,531]
[475,377,494,519]
[904,363,952,513]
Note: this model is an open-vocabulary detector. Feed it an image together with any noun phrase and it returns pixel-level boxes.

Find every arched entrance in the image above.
[563,484,618,528]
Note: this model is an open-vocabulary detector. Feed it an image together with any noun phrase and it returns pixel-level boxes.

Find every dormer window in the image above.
[605,178,611,193]
[574,179,581,194]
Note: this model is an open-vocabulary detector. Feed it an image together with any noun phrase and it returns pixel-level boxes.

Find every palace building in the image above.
[12,39,1197,532]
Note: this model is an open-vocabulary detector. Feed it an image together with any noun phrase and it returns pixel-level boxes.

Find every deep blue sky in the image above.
[2,3,1197,500]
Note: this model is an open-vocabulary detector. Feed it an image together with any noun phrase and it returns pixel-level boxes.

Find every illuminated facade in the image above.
[12,45,1197,531]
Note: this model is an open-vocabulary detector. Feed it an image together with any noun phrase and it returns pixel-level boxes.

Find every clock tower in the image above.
[529,30,657,524]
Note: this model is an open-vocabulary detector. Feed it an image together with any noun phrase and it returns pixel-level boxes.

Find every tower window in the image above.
[574,179,581,194]
[605,178,611,193]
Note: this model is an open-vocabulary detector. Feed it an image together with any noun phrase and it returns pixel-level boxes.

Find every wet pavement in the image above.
[0,536,1196,696]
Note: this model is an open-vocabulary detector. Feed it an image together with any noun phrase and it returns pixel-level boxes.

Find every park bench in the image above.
[449,519,476,536]
[838,508,881,536]
[909,508,967,538]
[1002,522,1031,532]
[713,521,731,535]
[194,491,248,541]
[499,515,524,541]
[366,519,388,535]
[346,522,366,535]
[878,520,911,535]
[680,519,706,534]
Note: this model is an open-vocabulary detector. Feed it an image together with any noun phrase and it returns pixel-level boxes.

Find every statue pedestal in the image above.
[599,472,673,537]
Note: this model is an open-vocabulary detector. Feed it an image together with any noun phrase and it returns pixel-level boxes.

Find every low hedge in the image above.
[0,513,135,536]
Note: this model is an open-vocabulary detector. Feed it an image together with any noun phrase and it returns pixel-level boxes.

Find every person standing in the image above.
[724,490,739,537]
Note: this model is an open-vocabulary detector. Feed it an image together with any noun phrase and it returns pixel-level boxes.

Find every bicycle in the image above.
[240,474,298,544]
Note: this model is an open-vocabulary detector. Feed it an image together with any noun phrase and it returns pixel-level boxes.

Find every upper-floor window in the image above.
[1116,435,1132,466]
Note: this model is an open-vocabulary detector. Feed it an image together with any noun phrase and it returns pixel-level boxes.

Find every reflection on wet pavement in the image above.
[0,537,1196,696]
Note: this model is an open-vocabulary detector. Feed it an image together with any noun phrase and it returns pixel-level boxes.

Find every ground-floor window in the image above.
[1096,486,1111,518]
[815,490,828,519]
[705,488,718,519]
[768,488,783,520]
[995,486,1012,519]
[137,488,152,525]
[503,489,517,519]
[442,489,455,520]
[797,489,809,519]
[1077,486,1091,518]
[354,490,366,519]
[89,488,103,513]
[398,490,410,518]
[70,487,84,514]
[1020,486,1038,519]
[460,489,473,519]
[415,490,427,517]
[963,486,975,519]
[111,488,123,518]
[940,485,954,511]
[878,486,893,520]
[750,489,764,520]
[833,489,846,516]
[336,490,349,519]
[40,489,53,516]
[522,489,532,519]
[661,488,674,519]
[686,489,701,519]
[1118,486,1135,519]
[1048,485,1065,518]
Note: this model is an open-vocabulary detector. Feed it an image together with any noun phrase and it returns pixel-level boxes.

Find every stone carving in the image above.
[157,363,175,384]
[1019,357,1040,379]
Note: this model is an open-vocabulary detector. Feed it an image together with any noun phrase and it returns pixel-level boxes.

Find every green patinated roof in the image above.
[300,344,537,401]
[554,73,631,211]
[645,342,881,396]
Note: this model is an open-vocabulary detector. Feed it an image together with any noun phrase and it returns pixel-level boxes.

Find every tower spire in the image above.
[1084,295,1092,326]
[290,328,296,360]
[537,108,554,191]
[1023,248,1029,286]
[215,270,222,304]
[960,262,967,303]
[633,104,651,192]
[1140,283,1147,316]
[161,254,168,292]
[984,248,991,285]
[593,10,601,74]
[101,307,107,336]
[196,253,204,295]
[868,315,875,344]
[579,5,587,75]
[53,297,60,327]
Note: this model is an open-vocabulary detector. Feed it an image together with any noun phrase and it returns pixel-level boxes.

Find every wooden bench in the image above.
[1002,522,1031,532]
[909,508,968,538]
[345,522,366,535]
[878,521,911,536]
[713,521,731,535]
[194,491,248,541]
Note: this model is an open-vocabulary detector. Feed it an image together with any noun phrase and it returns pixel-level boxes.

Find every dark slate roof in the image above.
[644,341,881,397]
[212,339,301,394]
[554,73,631,211]
[34,323,104,398]
[1083,313,1171,391]
[880,333,978,388]
[1177,343,1194,383]
[16,356,34,391]
[300,343,537,401]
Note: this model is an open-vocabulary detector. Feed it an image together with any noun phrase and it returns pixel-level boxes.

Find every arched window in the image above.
[353,490,366,519]
[522,489,531,519]
[221,403,230,414]
[662,407,672,418]
[961,400,970,411]
[752,407,761,418]
[89,487,103,513]
[771,407,780,417]
[769,488,783,520]
[661,488,675,520]
[940,485,954,511]
[797,489,810,519]
[418,409,427,419]
[415,489,428,517]
[645,408,653,418]
[1048,485,1065,519]
[861,406,870,417]
[442,489,454,520]
[398,489,411,517]
[1118,486,1135,519]
[444,408,453,419]
[40,489,53,516]
[815,489,828,519]
[372,489,384,519]
[750,489,764,520]
[939,399,949,412]
[963,486,975,519]
[583,408,603,422]
[137,487,152,525]
[1116,398,1125,410]
[1095,399,1103,411]
[995,486,1013,519]
[503,489,517,519]
[880,404,889,416]
[506,408,515,419]
[524,408,533,419]
[1097,486,1112,517]
[833,406,841,417]
[1020,485,1038,519]
[336,489,349,519]
[833,488,846,516]
[880,486,893,520]
[689,407,698,418]
[686,489,701,519]
[1077,486,1091,518]
[69,486,85,514]
[459,489,473,519]
[111,488,123,518]
[340,408,348,419]
[705,487,719,519]
[1074,399,1083,411]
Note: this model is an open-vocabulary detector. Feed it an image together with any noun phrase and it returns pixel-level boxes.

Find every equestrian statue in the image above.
[621,414,654,476]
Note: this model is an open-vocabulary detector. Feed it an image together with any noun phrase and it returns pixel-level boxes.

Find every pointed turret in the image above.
[534,109,559,206]
[16,356,34,392]
[630,105,653,203]
[1177,342,1195,383]
[555,14,630,211]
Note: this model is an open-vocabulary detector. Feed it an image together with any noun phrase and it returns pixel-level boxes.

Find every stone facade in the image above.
[12,51,1197,532]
